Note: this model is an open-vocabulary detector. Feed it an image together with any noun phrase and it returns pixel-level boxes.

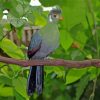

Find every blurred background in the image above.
[0,0,100,100]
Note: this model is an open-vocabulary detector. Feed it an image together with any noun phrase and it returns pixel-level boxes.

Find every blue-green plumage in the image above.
[27,8,62,95]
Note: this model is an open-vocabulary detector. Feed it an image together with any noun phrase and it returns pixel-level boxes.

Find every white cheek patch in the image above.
[49,15,53,22]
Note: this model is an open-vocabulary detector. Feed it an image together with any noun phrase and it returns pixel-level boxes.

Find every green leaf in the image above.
[70,24,88,49]
[0,9,3,20]
[8,14,25,28]
[26,6,47,26]
[0,74,12,86]
[74,32,88,49]
[45,66,65,78]
[4,24,11,32]
[60,30,73,50]
[26,13,35,25]
[0,86,14,97]
[14,89,26,100]
[0,29,3,41]
[16,0,30,4]
[53,67,65,78]
[1,0,19,17]
[45,66,54,75]
[71,49,85,60]
[0,62,5,68]
[66,68,87,85]
[16,4,24,16]
[0,38,24,59]
[0,65,12,78]
[88,67,98,80]
[0,0,17,11]
[10,18,25,28]
[39,0,66,6]
[62,0,86,29]
[75,74,89,100]
[9,64,22,73]
[17,27,24,39]
[34,13,47,26]
[12,77,28,98]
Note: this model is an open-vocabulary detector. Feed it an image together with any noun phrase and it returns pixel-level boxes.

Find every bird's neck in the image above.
[48,21,57,25]
[48,16,57,24]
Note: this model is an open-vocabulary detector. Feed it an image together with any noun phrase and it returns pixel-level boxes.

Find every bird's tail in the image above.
[27,66,36,96]
[36,66,44,95]
[27,66,44,96]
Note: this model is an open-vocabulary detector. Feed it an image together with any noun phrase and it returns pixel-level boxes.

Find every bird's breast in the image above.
[32,23,60,59]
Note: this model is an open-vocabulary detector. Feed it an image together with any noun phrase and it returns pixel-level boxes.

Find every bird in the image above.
[27,8,63,96]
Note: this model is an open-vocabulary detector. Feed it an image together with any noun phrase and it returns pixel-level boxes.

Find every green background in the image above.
[0,0,100,100]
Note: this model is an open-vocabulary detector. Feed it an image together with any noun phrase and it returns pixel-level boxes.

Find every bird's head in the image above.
[48,8,63,23]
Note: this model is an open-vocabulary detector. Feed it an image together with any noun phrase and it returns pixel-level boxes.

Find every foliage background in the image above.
[0,0,100,100]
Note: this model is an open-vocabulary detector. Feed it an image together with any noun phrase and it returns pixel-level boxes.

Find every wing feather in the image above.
[27,31,42,58]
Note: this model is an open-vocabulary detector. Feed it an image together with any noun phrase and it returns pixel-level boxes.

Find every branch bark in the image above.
[0,56,100,68]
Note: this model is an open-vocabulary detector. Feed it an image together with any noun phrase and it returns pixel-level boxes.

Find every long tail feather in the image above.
[36,66,44,95]
[27,66,36,96]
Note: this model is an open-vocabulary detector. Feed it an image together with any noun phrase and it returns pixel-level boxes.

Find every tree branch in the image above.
[0,56,100,68]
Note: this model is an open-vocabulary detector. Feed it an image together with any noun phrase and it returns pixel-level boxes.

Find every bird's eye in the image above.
[53,14,57,17]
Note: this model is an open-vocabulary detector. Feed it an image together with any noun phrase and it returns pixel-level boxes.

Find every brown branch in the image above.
[0,56,100,68]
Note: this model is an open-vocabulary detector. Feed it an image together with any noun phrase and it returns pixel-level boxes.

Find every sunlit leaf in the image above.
[0,86,14,97]
[60,30,73,50]
[14,89,26,100]
[12,77,28,98]
[66,68,87,85]
[0,38,24,59]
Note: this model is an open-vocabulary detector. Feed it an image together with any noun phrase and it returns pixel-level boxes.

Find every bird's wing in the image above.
[27,31,42,59]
